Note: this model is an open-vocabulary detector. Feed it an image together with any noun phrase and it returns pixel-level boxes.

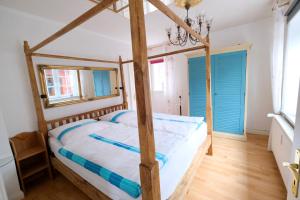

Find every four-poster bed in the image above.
[23,0,213,199]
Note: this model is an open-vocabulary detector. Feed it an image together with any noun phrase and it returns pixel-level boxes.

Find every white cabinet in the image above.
[270,116,293,189]
[0,108,23,200]
[0,156,21,200]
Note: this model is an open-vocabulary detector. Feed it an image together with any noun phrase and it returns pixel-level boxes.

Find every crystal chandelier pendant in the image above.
[167,0,212,46]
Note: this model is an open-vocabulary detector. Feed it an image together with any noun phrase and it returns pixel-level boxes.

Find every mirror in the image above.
[38,65,119,108]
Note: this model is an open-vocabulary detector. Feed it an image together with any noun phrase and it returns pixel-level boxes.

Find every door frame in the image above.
[186,43,251,140]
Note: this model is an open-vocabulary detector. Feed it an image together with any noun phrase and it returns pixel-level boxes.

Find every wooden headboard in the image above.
[46,103,126,131]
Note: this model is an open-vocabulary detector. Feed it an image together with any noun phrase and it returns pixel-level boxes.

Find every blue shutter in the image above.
[93,71,111,97]
[188,50,246,135]
[188,57,207,119]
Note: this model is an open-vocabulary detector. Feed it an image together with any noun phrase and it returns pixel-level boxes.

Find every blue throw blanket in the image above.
[57,121,97,142]
[58,148,142,198]
[89,133,168,166]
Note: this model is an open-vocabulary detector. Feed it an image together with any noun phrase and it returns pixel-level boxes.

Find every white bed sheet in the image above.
[49,123,207,200]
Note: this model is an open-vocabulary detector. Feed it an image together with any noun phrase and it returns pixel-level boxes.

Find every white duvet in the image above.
[49,119,202,199]
[100,110,204,137]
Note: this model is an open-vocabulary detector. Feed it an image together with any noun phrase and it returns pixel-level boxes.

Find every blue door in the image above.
[188,50,247,135]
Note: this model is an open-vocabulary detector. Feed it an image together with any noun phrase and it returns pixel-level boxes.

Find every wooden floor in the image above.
[23,134,286,200]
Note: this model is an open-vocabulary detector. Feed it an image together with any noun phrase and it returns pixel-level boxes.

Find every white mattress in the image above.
[49,123,207,200]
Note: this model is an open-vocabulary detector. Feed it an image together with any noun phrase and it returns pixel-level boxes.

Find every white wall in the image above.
[0,6,132,136]
[0,5,274,135]
[147,17,273,133]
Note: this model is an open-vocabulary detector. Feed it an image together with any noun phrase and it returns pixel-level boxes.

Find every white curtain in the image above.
[271,5,286,114]
[268,4,287,150]
[165,55,176,114]
[146,45,176,114]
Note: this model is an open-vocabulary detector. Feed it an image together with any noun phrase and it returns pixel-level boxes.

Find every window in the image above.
[150,59,166,92]
[282,3,300,124]
[44,69,79,102]
[119,0,173,18]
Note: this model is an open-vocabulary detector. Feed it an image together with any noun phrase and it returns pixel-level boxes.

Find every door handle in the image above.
[283,149,300,198]
[283,162,299,179]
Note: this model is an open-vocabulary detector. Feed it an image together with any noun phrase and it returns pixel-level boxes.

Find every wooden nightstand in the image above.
[9,131,52,192]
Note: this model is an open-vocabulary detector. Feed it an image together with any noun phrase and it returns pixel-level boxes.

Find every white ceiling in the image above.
[0,0,274,46]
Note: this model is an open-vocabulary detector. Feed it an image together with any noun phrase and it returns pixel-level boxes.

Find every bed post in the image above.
[128,0,161,199]
[205,37,213,155]
[119,56,128,109]
[23,41,48,137]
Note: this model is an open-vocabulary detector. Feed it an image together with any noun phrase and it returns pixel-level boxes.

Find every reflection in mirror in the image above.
[44,69,80,103]
[38,65,119,108]
[80,70,118,100]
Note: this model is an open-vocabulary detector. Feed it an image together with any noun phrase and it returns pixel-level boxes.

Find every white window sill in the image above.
[269,114,294,142]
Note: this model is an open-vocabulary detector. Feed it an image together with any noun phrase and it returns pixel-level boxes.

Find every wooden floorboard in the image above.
[185,134,286,200]
[23,134,286,200]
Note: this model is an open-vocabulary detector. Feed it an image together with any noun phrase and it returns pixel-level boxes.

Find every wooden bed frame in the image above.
[23,0,213,199]
[44,103,211,200]
[47,104,127,200]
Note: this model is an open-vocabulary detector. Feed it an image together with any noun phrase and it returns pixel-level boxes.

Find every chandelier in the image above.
[166,0,212,46]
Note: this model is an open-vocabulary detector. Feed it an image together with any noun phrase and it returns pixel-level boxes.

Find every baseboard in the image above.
[214,131,247,141]
[246,129,269,135]
[9,190,24,200]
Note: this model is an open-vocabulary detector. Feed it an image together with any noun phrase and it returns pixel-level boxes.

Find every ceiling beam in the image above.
[122,45,206,64]
[30,0,117,53]
[148,0,209,47]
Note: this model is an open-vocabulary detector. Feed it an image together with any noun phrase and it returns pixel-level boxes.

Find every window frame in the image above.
[149,58,166,92]
[280,0,300,127]
[280,111,296,128]
[45,69,80,101]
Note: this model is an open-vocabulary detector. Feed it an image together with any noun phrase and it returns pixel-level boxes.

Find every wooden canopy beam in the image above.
[29,0,117,53]
[24,41,48,136]
[148,0,209,47]
[31,53,119,64]
[122,45,206,64]
[128,0,161,199]
[119,56,128,108]
[205,36,213,155]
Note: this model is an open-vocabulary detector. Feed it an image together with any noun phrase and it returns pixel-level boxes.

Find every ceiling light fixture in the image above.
[167,0,212,46]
